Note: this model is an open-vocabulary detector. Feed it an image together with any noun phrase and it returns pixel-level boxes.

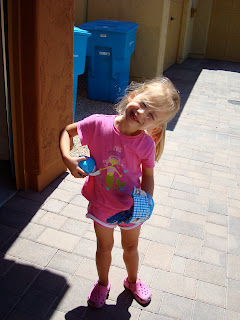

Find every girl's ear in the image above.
[127,92,136,102]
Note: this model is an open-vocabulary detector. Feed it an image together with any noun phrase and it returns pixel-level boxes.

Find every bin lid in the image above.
[80,20,139,33]
[74,26,91,36]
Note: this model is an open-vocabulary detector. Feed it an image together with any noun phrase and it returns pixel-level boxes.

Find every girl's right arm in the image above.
[59,123,87,178]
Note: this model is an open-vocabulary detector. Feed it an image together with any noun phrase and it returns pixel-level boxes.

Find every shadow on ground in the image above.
[65,289,135,320]
[0,173,70,319]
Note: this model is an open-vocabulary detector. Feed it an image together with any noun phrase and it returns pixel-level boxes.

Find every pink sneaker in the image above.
[124,277,152,306]
[88,280,111,308]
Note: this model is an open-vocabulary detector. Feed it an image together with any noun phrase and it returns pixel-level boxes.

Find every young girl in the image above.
[59,77,180,308]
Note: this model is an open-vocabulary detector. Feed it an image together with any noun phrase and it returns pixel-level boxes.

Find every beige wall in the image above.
[190,0,212,57]
[86,0,169,80]
[74,0,87,26]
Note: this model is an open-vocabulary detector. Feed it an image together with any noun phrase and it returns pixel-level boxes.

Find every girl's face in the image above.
[122,92,173,135]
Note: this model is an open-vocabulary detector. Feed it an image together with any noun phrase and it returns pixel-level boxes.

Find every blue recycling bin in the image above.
[79,20,139,102]
[73,27,91,120]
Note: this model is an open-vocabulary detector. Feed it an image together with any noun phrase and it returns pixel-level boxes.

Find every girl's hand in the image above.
[63,155,88,178]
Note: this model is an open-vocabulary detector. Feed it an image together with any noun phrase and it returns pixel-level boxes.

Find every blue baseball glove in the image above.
[106,187,154,225]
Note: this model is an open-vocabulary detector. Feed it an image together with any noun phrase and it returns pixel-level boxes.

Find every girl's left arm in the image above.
[141,167,154,197]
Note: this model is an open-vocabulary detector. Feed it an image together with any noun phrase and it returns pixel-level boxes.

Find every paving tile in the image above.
[60,218,90,237]
[196,280,226,308]
[192,301,225,320]
[41,199,68,214]
[228,206,240,219]
[59,203,88,221]
[18,222,46,241]
[6,238,57,266]
[143,241,174,270]
[170,255,187,275]
[165,197,207,215]
[0,223,18,249]
[56,276,91,313]
[205,222,227,238]
[154,172,174,188]
[228,234,240,255]
[0,262,40,297]
[227,279,240,313]
[201,247,227,267]
[47,250,83,275]
[37,228,80,252]
[70,194,89,208]
[204,234,227,252]
[152,269,196,299]
[229,216,240,236]
[185,259,226,286]
[52,179,82,194]
[228,254,240,281]
[3,196,41,214]
[37,212,68,229]
[145,214,171,229]
[153,187,169,205]
[42,188,75,203]
[0,291,20,319]
[0,207,33,229]
[152,204,173,218]
[172,209,206,225]
[170,219,204,239]
[32,267,69,296]
[227,310,240,320]
[140,311,172,320]
[175,234,203,260]
[208,198,228,215]
[168,188,207,205]
[140,224,178,246]
[207,212,227,226]
[160,292,194,320]
[13,287,58,319]
[74,257,97,281]
[72,238,96,259]
[171,181,200,195]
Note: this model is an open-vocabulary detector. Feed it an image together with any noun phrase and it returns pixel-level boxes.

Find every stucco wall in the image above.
[8,0,74,191]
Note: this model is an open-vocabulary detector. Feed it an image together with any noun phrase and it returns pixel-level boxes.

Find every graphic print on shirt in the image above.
[98,146,128,192]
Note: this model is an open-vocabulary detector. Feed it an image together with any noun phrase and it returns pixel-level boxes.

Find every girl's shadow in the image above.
[65,289,135,320]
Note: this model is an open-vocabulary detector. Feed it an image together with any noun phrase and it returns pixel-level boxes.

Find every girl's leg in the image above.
[94,222,114,287]
[121,226,141,283]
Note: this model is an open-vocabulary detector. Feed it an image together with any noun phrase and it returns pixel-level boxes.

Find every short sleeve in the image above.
[76,115,96,146]
[141,137,156,168]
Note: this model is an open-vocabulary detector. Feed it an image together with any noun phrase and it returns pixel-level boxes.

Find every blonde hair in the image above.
[116,77,180,161]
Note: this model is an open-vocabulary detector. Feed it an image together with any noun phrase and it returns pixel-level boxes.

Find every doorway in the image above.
[0,0,16,207]
[163,0,183,71]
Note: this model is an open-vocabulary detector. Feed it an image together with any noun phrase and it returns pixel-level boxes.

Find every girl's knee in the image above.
[122,240,138,253]
[97,239,114,253]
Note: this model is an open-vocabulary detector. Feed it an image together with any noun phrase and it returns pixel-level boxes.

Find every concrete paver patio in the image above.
[0,58,240,319]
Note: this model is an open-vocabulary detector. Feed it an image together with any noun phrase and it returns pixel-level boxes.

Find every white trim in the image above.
[86,213,142,230]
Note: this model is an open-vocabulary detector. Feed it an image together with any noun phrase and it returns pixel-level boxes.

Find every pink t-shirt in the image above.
[77,114,155,213]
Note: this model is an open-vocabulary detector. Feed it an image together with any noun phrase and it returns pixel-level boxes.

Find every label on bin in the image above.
[100,34,107,38]
[99,51,111,56]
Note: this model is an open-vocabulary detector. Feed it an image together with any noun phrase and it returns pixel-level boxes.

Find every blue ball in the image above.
[78,157,96,174]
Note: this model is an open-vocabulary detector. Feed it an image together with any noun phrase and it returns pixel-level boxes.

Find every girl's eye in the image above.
[150,113,154,120]
[141,102,147,108]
